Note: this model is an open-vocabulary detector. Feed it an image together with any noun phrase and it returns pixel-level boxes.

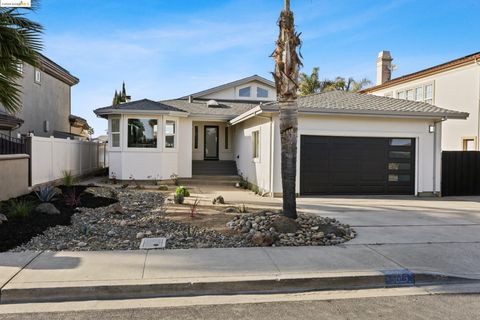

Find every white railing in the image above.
[30,136,107,186]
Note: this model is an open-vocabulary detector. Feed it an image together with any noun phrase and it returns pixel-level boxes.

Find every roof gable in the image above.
[180,75,275,99]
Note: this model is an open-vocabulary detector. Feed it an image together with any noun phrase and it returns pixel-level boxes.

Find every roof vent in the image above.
[206,99,220,108]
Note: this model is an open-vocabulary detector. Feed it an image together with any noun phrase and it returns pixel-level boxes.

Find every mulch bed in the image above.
[0,186,117,252]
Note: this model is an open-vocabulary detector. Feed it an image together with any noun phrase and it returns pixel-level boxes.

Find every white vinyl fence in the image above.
[31,136,107,186]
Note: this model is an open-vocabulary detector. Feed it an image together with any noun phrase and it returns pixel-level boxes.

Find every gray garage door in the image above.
[300,136,415,195]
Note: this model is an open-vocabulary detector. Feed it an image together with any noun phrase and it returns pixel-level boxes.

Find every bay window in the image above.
[165,120,176,148]
[127,118,158,148]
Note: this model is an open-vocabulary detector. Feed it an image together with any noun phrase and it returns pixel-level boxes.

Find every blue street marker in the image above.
[383,269,415,287]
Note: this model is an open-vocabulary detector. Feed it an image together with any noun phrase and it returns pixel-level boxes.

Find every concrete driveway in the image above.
[296,196,480,245]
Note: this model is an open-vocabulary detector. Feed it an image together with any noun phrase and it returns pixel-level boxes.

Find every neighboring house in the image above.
[0,54,89,139]
[361,51,480,151]
[94,75,467,197]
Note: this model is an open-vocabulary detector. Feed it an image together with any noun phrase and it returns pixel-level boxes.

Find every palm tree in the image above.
[272,0,302,219]
[323,76,371,92]
[298,67,320,96]
[0,1,43,114]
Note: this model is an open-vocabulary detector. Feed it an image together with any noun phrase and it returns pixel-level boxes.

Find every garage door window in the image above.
[389,151,411,159]
[388,163,411,170]
[390,138,412,146]
[388,174,410,182]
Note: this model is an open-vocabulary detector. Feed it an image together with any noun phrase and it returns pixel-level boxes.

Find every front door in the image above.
[204,126,219,160]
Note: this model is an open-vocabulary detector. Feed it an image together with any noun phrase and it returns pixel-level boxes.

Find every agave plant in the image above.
[34,185,57,202]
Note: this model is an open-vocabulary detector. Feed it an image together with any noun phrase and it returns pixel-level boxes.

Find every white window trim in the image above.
[256,86,269,98]
[252,129,261,163]
[163,117,178,152]
[126,116,161,151]
[109,117,121,150]
[34,68,41,84]
[461,136,477,151]
[238,85,252,98]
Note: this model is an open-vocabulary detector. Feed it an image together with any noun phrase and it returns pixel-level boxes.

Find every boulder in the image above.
[212,196,225,205]
[107,203,124,215]
[35,203,60,215]
[251,232,274,246]
[271,216,299,234]
[223,207,238,213]
[0,213,7,224]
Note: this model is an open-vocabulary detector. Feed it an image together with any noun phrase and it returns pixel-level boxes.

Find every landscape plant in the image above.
[62,170,75,186]
[174,193,184,205]
[7,199,34,219]
[175,186,190,197]
[64,189,81,207]
[189,198,200,218]
[170,173,179,186]
[34,185,57,202]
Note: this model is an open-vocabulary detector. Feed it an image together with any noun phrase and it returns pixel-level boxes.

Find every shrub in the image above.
[158,185,169,191]
[175,186,190,197]
[7,199,34,219]
[174,193,184,204]
[189,198,200,218]
[34,185,57,202]
[237,204,248,213]
[62,170,75,186]
[170,173,179,186]
[65,189,81,207]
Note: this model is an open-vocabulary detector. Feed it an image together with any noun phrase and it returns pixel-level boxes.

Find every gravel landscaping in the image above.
[11,188,356,251]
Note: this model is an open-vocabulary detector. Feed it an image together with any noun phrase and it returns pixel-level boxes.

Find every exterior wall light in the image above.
[428,124,435,133]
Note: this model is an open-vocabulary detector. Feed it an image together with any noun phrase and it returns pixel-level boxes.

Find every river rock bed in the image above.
[12,188,355,251]
[227,211,356,246]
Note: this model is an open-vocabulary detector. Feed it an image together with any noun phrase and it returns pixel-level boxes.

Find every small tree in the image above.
[112,82,128,105]
[298,67,321,96]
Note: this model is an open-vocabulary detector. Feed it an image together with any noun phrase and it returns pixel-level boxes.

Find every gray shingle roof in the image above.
[94,99,187,116]
[261,91,468,119]
[160,99,260,119]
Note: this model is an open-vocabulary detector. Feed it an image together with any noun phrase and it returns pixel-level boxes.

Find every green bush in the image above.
[175,186,190,197]
[62,170,75,186]
[174,193,185,204]
[7,199,34,219]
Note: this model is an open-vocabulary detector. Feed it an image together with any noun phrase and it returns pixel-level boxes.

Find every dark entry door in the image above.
[300,136,415,195]
[204,126,219,160]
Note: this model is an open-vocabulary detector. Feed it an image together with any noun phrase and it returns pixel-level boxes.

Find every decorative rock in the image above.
[77,242,87,247]
[35,203,60,215]
[224,207,238,213]
[107,230,116,237]
[136,232,145,239]
[107,203,124,215]
[0,213,7,224]
[157,185,169,191]
[272,216,299,234]
[212,195,225,205]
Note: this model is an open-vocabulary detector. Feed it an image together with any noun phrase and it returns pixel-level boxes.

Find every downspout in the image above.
[476,58,480,150]
[255,112,274,197]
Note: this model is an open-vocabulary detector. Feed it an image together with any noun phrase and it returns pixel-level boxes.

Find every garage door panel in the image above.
[300,135,415,195]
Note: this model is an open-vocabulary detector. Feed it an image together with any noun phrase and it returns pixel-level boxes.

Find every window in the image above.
[165,120,176,148]
[194,126,198,149]
[388,174,410,182]
[463,138,476,151]
[257,87,269,98]
[389,151,411,159]
[34,69,41,83]
[111,118,120,148]
[389,163,411,170]
[127,118,157,148]
[252,130,260,159]
[225,127,229,149]
[406,89,414,101]
[424,84,433,104]
[390,138,412,146]
[384,92,393,98]
[239,86,251,97]
[415,87,423,101]
[397,91,406,99]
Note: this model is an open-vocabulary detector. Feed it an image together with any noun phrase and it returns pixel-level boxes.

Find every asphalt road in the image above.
[1,294,479,320]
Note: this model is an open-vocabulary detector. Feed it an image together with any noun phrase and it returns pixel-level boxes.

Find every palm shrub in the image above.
[34,185,57,202]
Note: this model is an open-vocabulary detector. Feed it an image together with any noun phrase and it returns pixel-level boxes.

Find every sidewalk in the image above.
[1,243,479,304]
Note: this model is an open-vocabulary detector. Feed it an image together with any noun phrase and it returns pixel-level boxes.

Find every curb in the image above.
[1,271,477,304]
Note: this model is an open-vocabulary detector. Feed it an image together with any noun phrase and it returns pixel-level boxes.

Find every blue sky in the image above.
[30,0,480,136]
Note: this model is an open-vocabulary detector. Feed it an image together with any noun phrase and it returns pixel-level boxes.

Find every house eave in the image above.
[94,109,189,118]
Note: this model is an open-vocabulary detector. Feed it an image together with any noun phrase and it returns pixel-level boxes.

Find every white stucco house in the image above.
[94,75,467,197]
[362,51,480,151]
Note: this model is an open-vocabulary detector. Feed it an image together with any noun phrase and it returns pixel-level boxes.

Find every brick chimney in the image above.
[376,50,393,85]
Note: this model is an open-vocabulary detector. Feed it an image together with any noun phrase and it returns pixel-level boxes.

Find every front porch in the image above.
[192,160,238,176]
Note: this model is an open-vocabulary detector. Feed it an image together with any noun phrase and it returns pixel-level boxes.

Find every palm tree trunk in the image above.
[272,0,302,219]
[279,101,298,218]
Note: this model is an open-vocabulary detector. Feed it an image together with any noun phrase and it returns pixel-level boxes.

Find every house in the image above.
[361,51,480,151]
[94,75,467,196]
[0,54,90,139]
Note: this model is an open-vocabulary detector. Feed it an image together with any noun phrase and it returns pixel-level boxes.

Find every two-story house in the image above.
[362,51,480,151]
[0,54,90,139]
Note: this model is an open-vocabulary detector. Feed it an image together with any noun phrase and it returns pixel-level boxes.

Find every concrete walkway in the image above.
[1,243,479,304]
